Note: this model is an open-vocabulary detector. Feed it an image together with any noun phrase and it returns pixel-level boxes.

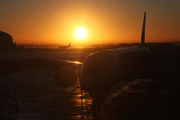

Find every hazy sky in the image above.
[0,0,180,45]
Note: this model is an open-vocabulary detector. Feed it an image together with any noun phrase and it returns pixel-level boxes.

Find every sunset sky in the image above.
[0,0,180,45]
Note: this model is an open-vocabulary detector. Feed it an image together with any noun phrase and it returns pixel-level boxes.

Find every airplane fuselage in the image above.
[80,46,149,93]
[58,46,69,49]
[58,42,71,49]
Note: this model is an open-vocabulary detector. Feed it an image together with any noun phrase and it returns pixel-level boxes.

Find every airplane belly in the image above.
[80,74,121,93]
[80,61,134,93]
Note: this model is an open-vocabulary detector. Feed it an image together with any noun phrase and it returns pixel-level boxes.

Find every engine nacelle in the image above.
[55,67,78,88]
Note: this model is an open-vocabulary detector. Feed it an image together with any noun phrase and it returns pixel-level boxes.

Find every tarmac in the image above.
[0,51,180,120]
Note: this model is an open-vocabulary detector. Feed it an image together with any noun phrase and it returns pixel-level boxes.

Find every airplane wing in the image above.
[7,50,82,88]
[15,52,82,65]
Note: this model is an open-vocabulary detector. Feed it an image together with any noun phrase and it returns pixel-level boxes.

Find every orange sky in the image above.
[0,0,180,45]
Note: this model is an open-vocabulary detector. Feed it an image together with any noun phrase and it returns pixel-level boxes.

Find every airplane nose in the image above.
[82,51,119,76]
[80,51,119,92]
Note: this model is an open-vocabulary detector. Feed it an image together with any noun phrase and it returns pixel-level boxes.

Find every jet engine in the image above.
[55,67,78,88]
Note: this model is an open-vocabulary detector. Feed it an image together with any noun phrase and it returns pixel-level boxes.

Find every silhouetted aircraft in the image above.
[54,12,149,92]
[16,12,167,104]
[58,42,71,49]
[7,11,180,107]
[17,12,149,94]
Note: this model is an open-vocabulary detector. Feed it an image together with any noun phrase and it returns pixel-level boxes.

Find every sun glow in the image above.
[75,27,87,40]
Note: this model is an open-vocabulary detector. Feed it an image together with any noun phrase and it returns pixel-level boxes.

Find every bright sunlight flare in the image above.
[75,27,87,40]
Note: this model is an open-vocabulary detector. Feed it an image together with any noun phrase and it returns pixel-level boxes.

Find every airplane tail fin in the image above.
[140,12,146,47]
[68,42,71,47]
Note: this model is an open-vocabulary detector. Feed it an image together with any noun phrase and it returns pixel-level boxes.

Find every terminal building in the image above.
[0,31,16,52]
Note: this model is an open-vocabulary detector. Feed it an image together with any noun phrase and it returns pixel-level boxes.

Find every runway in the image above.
[0,51,180,120]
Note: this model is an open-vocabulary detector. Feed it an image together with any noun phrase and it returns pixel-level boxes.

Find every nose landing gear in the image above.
[91,94,101,107]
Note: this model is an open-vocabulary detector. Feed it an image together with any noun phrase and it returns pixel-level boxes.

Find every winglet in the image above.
[140,12,146,47]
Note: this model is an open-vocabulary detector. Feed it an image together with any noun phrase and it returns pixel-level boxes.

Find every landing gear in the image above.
[91,94,101,107]
[92,99,101,106]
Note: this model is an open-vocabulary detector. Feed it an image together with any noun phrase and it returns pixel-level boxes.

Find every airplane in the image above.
[14,12,150,105]
[58,42,71,49]
[55,12,149,93]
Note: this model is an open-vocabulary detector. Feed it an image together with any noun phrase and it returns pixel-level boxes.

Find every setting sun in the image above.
[75,27,87,40]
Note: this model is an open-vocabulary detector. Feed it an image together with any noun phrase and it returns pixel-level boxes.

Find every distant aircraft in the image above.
[58,42,71,49]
